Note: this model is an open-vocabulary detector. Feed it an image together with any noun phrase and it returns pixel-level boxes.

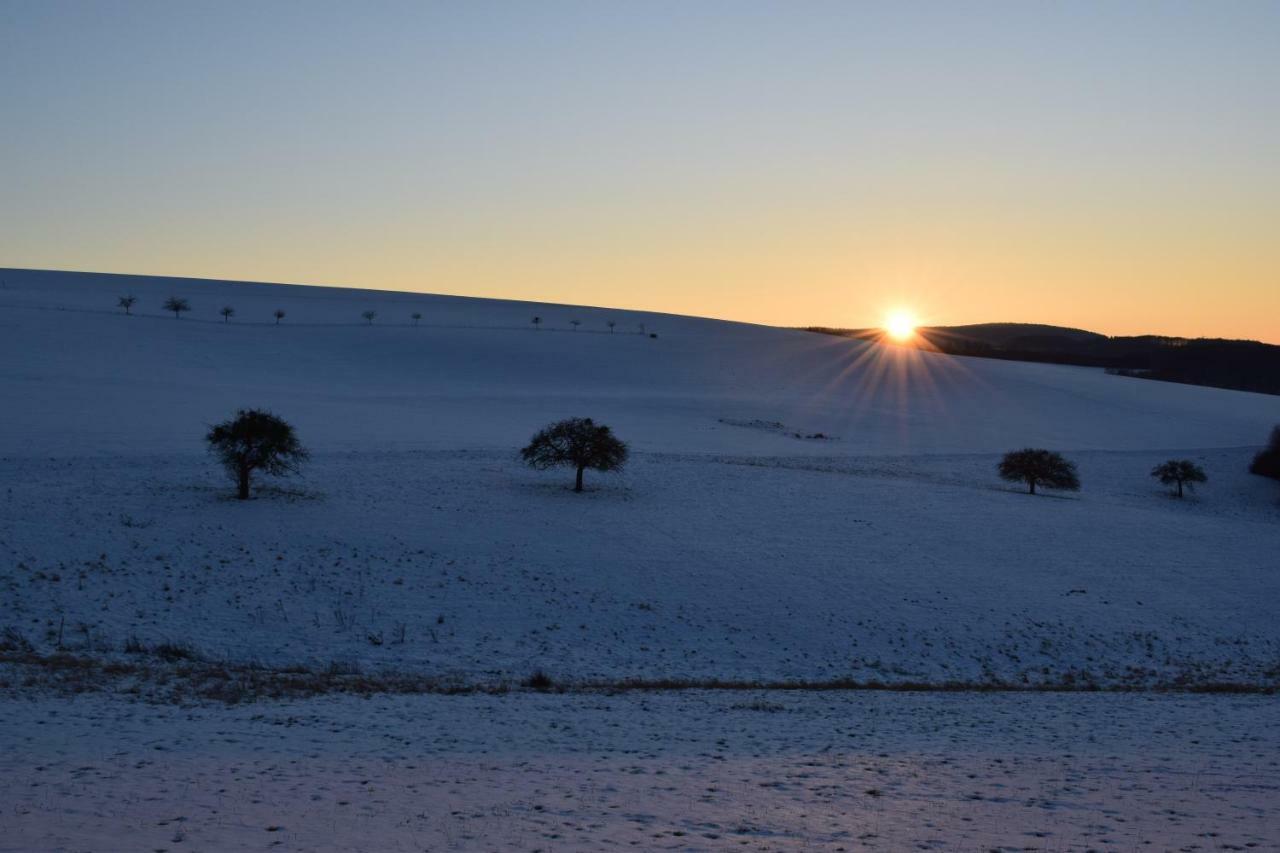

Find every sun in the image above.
[884,310,917,342]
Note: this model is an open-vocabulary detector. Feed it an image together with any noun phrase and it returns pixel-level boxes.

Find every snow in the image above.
[2,267,1279,847]
[1,269,1276,458]
[2,691,1276,850]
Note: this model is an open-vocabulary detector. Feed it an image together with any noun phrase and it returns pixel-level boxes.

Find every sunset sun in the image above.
[885,310,918,342]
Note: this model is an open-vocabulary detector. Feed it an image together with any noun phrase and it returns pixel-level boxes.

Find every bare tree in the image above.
[117,295,137,315]
[1151,459,1207,498]
[362,310,377,325]
[273,309,286,325]
[570,319,581,331]
[163,296,191,319]
[206,409,309,500]
[220,305,235,323]
[531,316,542,331]
[998,448,1080,495]
[521,417,628,492]
[411,312,422,326]
[606,320,616,333]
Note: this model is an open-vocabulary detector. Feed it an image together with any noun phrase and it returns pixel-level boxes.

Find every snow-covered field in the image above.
[3,691,1277,851]
[2,268,1278,848]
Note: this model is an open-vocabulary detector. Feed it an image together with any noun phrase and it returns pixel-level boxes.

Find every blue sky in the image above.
[3,2,1278,339]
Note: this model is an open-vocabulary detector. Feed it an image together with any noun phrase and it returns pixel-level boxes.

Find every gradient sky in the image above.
[2,1,1277,341]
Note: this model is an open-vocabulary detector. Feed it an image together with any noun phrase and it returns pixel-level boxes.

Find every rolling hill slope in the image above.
[2,268,1279,687]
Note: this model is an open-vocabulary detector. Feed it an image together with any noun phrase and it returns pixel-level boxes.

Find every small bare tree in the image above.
[362,310,377,325]
[118,295,137,315]
[570,319,581,331]
[998,448,1080,495]
[1151,459,1207,498]
[163,296,190,319]
[273,309,286,325]
[206,409,309,500]
[521,417,628,492]
[606,319,616,333]
[531,316,542,331]
[220,305,235,323]
[411,312,422,326]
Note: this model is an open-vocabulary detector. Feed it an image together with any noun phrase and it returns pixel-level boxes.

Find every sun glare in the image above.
[885,310,917,342]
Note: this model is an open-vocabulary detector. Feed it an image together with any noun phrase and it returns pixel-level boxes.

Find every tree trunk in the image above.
[1028,478,1036,495]
[1176,480,1184,498]
[237,468,251,500]
[574,465,584,492]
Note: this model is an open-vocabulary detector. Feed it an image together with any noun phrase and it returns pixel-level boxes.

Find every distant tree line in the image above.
[118,295,650,335]
[803,324,1280,396]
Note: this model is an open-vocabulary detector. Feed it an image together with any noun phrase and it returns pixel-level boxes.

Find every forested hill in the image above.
[803,323,1280,396]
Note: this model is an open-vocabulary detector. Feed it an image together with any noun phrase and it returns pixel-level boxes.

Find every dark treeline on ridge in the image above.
[803,323,1280,397]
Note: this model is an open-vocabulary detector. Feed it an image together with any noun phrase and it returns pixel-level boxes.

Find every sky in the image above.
[2,1,1277,342]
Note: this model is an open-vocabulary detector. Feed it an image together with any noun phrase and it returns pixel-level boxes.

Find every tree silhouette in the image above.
[411,312,422,326]
[117,295,137,315]
[220,306,235,323]
[607,320,616,333]
[998,448,1080,495]
[521,417,628,492]
[531,316,542,331]
[570,319,581,331]
[1249,426,1280,481]
[206,409,309,500]
[273,309,286,325]
[1151,459,1207,498]
[362,310,377,325]
[163,297,190,319]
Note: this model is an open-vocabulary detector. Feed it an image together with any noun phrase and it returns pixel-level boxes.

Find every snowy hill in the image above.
[2,268,1279,687]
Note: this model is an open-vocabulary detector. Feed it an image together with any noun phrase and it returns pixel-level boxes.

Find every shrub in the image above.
[1151,459,1207,498]
[362,310,377,324]
[206,408,309,499]
[521,417,628,492]
[523,670,554,690]
[1249,426,1280,481]
[998,448,1080,495]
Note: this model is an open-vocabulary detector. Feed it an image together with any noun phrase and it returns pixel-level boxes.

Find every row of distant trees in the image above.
[119,295,646,334]
[121,295,406,326]
[531,315,653,336]
[207,408,1280,502]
